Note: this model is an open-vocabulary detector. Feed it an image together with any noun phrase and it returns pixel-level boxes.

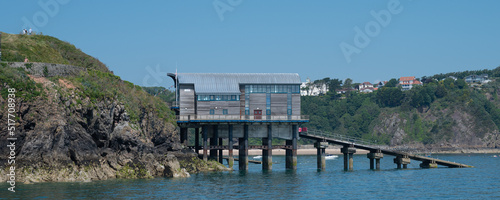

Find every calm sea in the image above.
[1,154,499,199]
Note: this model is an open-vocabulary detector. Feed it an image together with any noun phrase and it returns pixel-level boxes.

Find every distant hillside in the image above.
[142,86,175,104]
[302,67,500,150]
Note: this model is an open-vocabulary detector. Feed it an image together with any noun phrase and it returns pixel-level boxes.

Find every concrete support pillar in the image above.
[341,145,356,171]
[349,153,354,171]
[286,125,298,170]
[218,138,223,164]
[239,124,249,170]
[376,158,381,170]
[394,155,411,169]
[315,141,328,170]
[194,128,200,154]
[210,125,218,161]
[370,158,374,170]
[262,125,273,170]
[180,127,188,146]
[367,150,384,170]
[228,124,234,169]
[420,160,438,168]
[202,126,208,162]
[343,152,348,171]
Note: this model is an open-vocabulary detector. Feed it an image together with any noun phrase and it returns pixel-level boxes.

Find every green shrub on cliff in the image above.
[0,64,43,101]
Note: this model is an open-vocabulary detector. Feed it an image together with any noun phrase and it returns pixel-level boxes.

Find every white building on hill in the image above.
[300,78,328,96]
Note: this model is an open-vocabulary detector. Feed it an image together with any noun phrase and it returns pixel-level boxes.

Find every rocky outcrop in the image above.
[372,108,500,151]
[0,76,201,183]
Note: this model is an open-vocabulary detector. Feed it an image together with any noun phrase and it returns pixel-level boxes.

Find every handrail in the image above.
[301,129,388,148]
[176,115,309,121]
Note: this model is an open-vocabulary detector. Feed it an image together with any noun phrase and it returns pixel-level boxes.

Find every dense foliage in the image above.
[142,87,175,104]
[301,67,500,145]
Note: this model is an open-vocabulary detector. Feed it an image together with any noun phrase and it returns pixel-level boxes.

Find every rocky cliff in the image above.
[0,65,204,183]
[0,31,228,183]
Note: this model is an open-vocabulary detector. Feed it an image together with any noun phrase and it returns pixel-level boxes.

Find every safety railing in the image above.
[176,115,309,121]
[301,129,384,147]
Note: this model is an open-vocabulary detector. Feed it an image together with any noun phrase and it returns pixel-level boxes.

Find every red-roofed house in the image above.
[399,76,423,91]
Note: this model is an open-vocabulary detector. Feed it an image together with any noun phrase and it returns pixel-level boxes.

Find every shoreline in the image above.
[195,148,500,156]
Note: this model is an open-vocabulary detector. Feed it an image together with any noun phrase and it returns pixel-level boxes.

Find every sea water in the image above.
[1,154,499,199]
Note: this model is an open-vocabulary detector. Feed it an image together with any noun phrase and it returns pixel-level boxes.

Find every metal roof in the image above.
[168,73,301,95]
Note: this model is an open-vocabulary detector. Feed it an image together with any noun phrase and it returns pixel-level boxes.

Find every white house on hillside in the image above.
[300,78,328,96]
[399,76,422,91]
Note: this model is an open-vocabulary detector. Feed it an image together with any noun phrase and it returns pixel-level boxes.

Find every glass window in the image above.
[210,109,215,115]
[223,109,228,115]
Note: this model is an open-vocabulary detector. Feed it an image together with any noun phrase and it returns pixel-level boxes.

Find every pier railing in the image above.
[176,115,309,122]
[303,129,378,147]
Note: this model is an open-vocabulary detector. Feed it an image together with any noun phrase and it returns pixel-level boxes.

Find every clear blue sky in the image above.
[1,0,500,87]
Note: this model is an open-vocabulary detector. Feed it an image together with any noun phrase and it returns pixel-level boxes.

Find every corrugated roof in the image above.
[174,73,301,95]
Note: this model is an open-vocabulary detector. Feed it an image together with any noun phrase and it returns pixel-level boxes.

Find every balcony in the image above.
[176,115,309,123]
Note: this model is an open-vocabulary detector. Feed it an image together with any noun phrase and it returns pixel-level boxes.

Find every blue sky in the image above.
[1,0,500,87]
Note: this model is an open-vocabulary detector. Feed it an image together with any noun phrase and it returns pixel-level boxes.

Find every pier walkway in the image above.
[299,129,474,169]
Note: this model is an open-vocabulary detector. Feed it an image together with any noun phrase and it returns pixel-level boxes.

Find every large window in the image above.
[245,85,300,94]
[197,95,240,101]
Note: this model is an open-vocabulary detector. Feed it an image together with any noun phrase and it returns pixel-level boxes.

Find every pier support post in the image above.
[228,124,234,169]
[202,126,208,162]
[180,127,188,146]
[210,125,218,161]
[367,150,383,170]
[315,141,328,170]
[341,145,356,171]
[195,128,200,154]
[239,124,249,170]
[262,125,273,170]
[286,125,298,170]
[420,160,438,168]
[394,155,410,169]
[218,138,223,164]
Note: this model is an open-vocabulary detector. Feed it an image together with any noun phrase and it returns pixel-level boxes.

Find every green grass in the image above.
[0,31,175,125]
[0,65,43,101]
[1,32,108,72]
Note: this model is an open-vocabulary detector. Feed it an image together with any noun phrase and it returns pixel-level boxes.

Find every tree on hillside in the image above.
[328,78,342,93]
[377,87,403,107]
[385,78,399,87]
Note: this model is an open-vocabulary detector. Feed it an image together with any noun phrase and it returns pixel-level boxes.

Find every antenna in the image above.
[175,62,178,107]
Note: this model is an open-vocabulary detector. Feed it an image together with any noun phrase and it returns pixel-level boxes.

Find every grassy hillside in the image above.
[1,32,108,72]
[0,32,174,125]
[302,67,500,148]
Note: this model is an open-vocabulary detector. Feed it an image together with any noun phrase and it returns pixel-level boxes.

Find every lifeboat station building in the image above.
[168,73,309,170]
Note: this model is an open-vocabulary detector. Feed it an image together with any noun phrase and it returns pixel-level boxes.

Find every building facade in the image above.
[300,77,328,96]
[169,73,302,119]
[399,76,422,91]
[167,73,308,171]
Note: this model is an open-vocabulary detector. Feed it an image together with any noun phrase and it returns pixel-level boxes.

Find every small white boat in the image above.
[325,154,338,160]
[494,155,498,158]
[253,155,262,159]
